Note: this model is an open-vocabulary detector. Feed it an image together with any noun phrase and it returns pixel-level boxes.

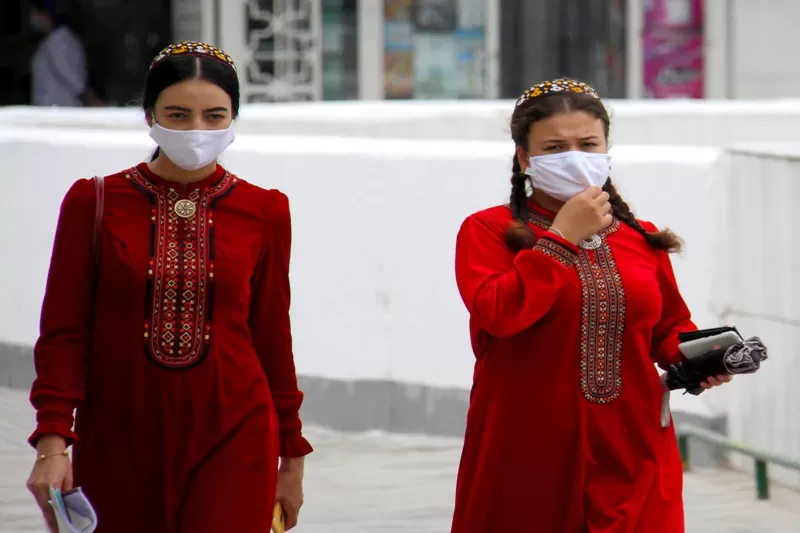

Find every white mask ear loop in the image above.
[149,112,165,161]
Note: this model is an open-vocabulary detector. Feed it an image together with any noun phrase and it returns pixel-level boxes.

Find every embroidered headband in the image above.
[516,78,600,106]
[150,41,237,72]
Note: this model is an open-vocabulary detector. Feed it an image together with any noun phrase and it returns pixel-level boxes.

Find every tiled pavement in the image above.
[2,387,799,532]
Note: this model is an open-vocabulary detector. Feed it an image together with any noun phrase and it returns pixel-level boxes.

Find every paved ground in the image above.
[2,387,799,533]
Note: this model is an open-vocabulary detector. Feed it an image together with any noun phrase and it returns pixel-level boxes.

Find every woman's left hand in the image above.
[700,374,733,389]
[276,457,304,530]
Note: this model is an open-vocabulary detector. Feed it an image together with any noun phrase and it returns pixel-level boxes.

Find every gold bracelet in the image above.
[37,450,69,462]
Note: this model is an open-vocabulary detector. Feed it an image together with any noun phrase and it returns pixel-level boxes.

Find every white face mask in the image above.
[149,121,236,171]
[524,151,611,202]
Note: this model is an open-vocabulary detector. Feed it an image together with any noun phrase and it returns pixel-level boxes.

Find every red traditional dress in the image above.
[451,203,695,533]
[29,163,312,533]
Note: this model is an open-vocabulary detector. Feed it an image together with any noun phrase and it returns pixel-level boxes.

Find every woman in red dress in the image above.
[450,79,731,533]
[26,41,312,533]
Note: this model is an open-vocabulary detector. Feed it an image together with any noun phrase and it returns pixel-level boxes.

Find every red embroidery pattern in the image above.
[128,167,237,368]
[528,210,626,404]
[533,235,577,267]
[574,228,625,403]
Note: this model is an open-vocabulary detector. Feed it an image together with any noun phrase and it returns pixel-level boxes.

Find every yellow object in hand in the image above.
[272,502,285,533]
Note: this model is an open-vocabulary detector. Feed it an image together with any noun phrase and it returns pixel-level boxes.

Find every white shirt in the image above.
[31,25,88,107]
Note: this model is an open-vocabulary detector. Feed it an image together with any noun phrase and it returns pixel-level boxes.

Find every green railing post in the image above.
[676,422,800,501]
[755,460,770,500]
[678,434,691,472]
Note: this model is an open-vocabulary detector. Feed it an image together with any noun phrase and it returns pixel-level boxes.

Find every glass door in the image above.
[0,0,172,107]
[73,0,172,106]
[498,0,628,99]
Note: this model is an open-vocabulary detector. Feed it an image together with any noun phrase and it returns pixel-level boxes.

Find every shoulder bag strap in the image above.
[93,176,105,271]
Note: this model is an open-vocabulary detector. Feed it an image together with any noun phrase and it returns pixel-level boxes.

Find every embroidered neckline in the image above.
[526,203,626,404]
[527,207,621,238]
[126,166,238,369]
[134,162,227,192]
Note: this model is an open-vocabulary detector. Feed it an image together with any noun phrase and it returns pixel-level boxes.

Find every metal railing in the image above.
[677,422,800,500]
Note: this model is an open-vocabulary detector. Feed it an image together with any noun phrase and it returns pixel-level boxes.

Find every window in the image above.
[322,0,359,100]
[383,0,489,99]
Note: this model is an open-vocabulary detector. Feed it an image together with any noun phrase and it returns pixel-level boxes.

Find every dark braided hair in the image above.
[504,88,683,254]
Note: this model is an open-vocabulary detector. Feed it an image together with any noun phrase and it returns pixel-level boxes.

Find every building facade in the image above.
[5,0,786,107]
[0,0,632,105]
[179,0,500,102]
[179,0,635,102]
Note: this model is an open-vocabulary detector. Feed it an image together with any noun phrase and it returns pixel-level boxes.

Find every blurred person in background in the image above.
[25,41,310,533]
[29,0,103,107]
[451,78,732,533]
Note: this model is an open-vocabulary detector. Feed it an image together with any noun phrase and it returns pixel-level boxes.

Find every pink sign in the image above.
[642,0,704,99]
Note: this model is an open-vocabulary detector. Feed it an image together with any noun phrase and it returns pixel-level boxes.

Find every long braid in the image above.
[505,154,536,251]
[509,154,529,221]
[604,179,683,253]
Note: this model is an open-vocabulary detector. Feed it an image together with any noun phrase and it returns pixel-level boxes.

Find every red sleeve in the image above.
[455,210,579,338]
[643,221,698,370]
[29,179,95,448]
[250,190,312,458]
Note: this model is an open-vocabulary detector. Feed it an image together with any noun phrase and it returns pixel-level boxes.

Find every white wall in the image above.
[0,125,724,419]
[720,144,800,488]
[1,103,797,485]
[5,99,800,146]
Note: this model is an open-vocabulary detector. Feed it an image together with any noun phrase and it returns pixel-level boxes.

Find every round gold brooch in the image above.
[174,199,197,219]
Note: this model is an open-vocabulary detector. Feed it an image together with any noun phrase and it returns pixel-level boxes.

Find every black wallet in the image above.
[667,326,768,396]
[677,326,741,344]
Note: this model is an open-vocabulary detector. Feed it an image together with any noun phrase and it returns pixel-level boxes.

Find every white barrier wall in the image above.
[4,99,800,146]
[719,144,800,488]
[3,105,798,482]
[0,126,725,421]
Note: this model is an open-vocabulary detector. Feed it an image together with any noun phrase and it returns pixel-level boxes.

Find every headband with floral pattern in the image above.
[516,78,600,106]
[150,41,237,72]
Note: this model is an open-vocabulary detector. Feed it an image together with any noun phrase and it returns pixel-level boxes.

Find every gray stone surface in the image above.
[2,387,799,533]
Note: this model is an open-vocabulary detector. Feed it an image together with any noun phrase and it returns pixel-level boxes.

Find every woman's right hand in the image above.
[26,435,73,533]
[551,186,613,245]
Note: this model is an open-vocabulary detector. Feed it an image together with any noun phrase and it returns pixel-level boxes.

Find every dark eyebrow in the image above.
[161,106,229,113]
[541,135,600,143]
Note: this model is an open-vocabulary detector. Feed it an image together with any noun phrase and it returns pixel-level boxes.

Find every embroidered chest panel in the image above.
[127,168,238,369]
[528,211,626,404]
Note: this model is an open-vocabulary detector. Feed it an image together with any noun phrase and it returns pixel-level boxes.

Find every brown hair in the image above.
[505,89,683,254]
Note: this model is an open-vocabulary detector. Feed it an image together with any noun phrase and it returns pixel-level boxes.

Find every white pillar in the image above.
[216,0,248,77]
[357,0,385,100]
[703,0,731,99]
[484,0,500,100]
[171,0,215,43]
[625,0,644,99]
